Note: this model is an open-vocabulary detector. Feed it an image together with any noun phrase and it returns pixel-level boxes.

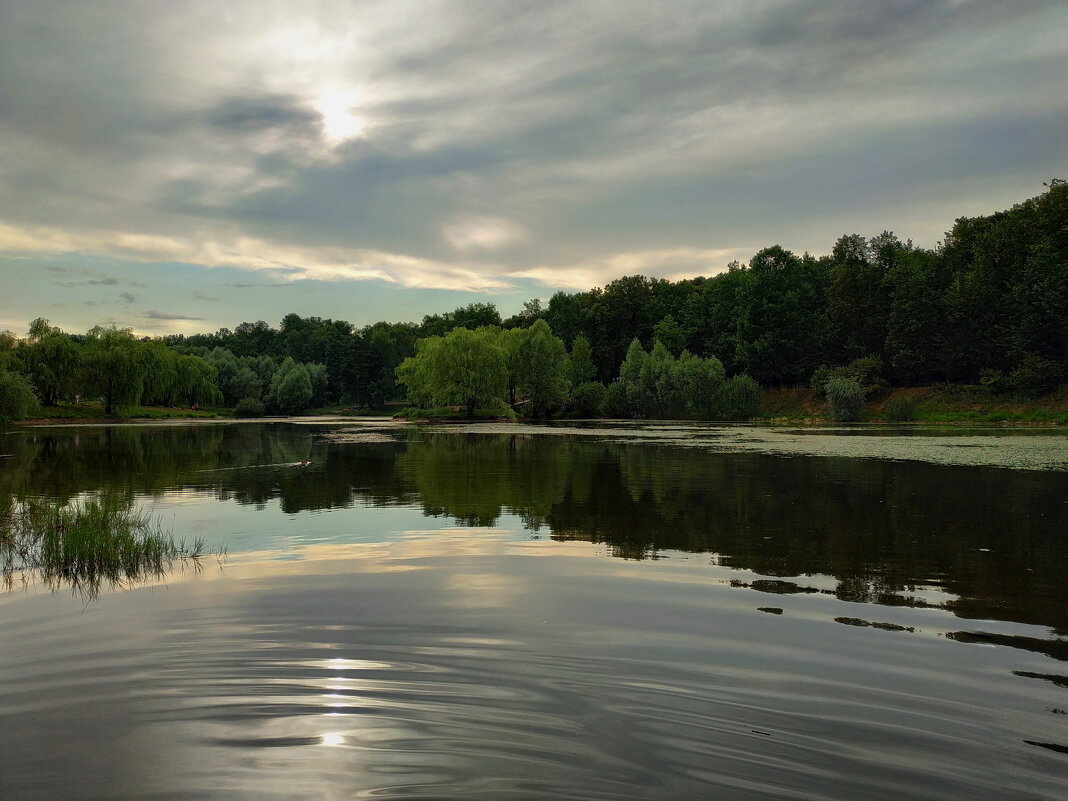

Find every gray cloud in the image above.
[143,310,205,322]
[204,94,320,132]
[119,292,136,304]
[1,0,1066,316]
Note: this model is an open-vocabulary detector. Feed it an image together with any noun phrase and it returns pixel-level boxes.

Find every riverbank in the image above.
[16,386,1068,427]
[761,385,1068,425]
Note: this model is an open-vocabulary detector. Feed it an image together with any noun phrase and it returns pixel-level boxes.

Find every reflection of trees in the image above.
[5,424,1067,633]
[397,433,570,528]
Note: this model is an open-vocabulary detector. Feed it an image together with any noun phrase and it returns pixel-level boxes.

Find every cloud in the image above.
[442,217,527,252]
[143,310,205,322]
[514,247,749,291]
[1,220,513,291]
[119,292,136,303]
[0,0,1065,325]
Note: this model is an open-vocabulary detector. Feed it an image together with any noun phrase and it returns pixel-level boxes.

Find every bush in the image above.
[826,377,865,422]
[715,375,762,420]
[884,394,915,422]
[570,381,606,417]
[602,380,630,418]
[811,356,884,395]
[0,369,40,424]
[979,368,1012,395]
[1009,354,1063,399]
[233,397,265,418]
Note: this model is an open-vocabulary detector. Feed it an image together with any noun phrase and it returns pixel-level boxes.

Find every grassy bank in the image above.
[761,385,1068,425]
[21,401,223,424]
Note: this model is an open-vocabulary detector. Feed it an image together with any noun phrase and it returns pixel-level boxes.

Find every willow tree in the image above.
[82,326,146,415]
[22,330,80,406]
[396,327,505,416]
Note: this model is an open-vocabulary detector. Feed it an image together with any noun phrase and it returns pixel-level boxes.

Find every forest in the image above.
[1,182,1065,422]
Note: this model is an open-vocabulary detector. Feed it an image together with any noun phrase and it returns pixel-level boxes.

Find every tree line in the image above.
[1,183,1064,422]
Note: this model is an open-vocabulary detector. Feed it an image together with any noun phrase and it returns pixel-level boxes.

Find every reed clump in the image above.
[1,496,207,597]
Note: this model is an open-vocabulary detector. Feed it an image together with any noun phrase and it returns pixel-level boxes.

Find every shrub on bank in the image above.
[826,377,865,422]
[715,375,762,420]
[234,397,265,418]
[570,381,607,417]
[884,394,916,422]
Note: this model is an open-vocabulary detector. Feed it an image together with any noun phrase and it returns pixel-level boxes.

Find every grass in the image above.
[23,401,221,422]
[1,496,211,598]
[759,384,1068,426]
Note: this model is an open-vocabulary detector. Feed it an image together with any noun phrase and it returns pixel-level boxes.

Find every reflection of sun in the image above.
[320,732,344,747]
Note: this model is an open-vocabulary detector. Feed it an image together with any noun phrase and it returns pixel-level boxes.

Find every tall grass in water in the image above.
[0,496,208,598]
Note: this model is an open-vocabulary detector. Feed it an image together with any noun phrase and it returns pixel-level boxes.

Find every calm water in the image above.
[2,421,1067,800]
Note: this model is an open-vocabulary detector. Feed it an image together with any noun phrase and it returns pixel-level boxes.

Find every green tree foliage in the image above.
[175,355,220,407]
[497,327,528,406]
[22,329,80,405]
[734,246,828,384]
[449,302,501,331]
[675,350,725,417]
[516,320,570,418]
[619,338,650,417]
[570,381,606,417]
[616,338,730,419]
[603,381,629,418]
[811,356,884,396]
[825,234,893,363]
[567,335,596,387]
[826,377,865,422]
[396,327,506,416]
[0,369,39,424]
[652,314,686,356]
[233,397,265,418]
[715,375,762,421]
[267,357,314,413]
[82,326,147,415]
[15,185,1067,413]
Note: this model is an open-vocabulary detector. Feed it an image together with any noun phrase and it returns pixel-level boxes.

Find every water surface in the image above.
[2,421,1066,799]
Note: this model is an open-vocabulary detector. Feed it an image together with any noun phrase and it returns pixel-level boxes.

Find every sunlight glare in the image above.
[315,90,364,142]
[320,732,345,747]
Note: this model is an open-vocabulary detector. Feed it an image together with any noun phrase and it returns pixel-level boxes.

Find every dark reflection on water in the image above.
[2,422,1067,800]
[5,424,1067,633]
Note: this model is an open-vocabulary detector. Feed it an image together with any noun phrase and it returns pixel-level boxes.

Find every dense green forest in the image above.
[1,183,1064,422]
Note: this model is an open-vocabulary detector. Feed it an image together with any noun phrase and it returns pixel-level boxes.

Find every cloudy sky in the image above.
[1,0,1065,335]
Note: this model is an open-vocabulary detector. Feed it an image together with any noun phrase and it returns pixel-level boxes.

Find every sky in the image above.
[1,0,1065,336]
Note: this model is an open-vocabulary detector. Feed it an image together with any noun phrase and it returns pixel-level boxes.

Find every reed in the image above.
[1,496,208,597]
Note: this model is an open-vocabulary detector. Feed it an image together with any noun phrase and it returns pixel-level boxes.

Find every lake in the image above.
[2,420,1067,800]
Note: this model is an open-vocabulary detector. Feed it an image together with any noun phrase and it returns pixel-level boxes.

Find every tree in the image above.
[641,340,682,418]
[652,314,686,357]
[675,351,724,417]
[267,357,313,413]
[22,331,80,406]
[734,247,828,385]
[174,355,220,407]
[82,326,147,415]
[450,302,501,331]
[273,364,313,413]
[396,327,506,416]
[568,335,596,387]
[714,375,762,420]
[516,319,569,418]
[618,338,650,417]
[0,369,39,424]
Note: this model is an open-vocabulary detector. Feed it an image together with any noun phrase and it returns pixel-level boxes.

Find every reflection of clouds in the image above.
[443,572,529,610]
